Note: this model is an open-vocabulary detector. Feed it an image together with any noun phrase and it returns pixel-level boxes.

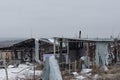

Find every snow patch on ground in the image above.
[0,64,42,80]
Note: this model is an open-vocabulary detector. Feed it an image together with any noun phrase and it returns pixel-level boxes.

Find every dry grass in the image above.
[98,73,120,80]
[26,64,120,80]
[97,65,120,80]
[35,64,43,70]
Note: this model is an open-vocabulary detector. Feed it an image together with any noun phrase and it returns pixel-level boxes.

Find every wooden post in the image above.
[3,52,8,80]
[86,42,89,68]
[59,38,63,68]
[75,60,77,72]
[54,38,56,55]
[33,50,36,80]
[67,40,70,74]
[75,40,78,72]
[92,43,95,71]
[33,61,35,80]
[114,42,117,63]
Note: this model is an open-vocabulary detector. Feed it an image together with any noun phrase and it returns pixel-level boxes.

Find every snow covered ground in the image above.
[0,64,42,80]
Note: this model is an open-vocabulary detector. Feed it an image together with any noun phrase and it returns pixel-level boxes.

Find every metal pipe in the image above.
[35,39,41,64]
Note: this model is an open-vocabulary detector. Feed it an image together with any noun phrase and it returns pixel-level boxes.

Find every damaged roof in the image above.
[0,38,55,50]
[54,37,114,42]
[0,39,27,50]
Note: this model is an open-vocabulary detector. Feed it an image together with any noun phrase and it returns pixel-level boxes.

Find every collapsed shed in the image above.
[12,38,58,63]
[0,38,58,65]
[0,39,26,67]
[53,37,115,72]
[0,37,119,71]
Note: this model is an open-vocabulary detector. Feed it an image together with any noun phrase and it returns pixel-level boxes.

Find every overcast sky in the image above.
[0,0,120,38]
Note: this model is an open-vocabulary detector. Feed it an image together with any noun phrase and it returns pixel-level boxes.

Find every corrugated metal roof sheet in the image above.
[0,39,27,48]
[54,37,114,42]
